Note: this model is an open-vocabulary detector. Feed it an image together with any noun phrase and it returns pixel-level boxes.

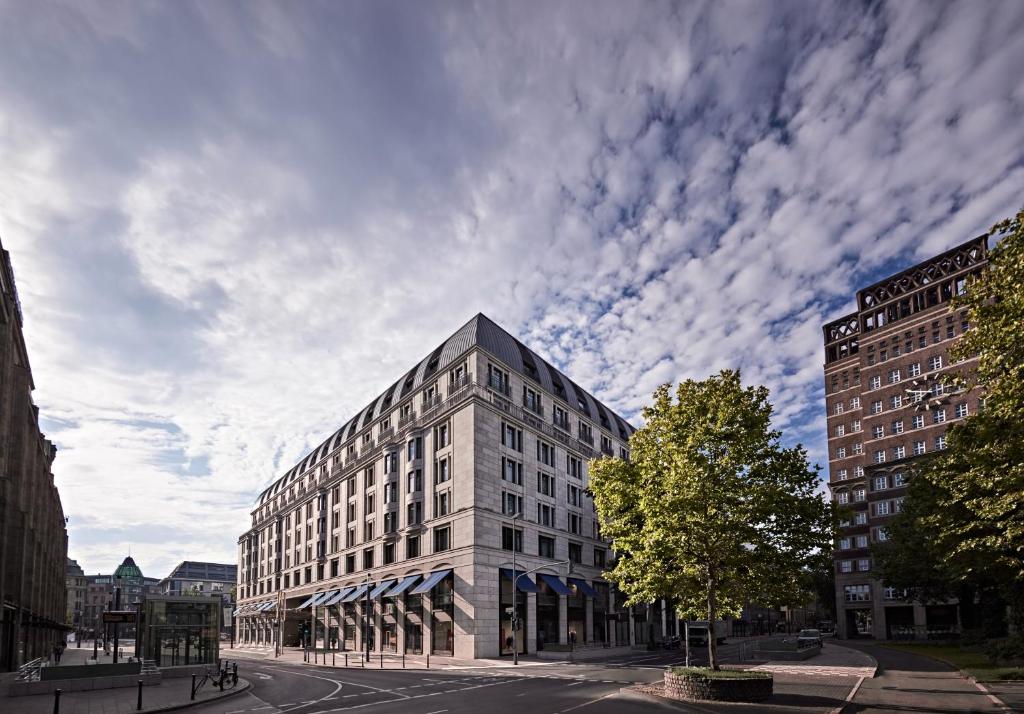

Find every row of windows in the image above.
[500,526,606,567]
[835,433,949,461]
[834,402,969,440]
[839,558,870,573]
[862,312,969,364]
[842,583,907,601]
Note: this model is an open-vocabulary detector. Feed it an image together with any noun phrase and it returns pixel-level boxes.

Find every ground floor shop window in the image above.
[343,603,356,650]
[404,593,423,654]
[846,608,873,637]
[499,575,527,655]
[567,589,586,645]
[430,572,455,654]
[593,583,609,644]
[536,579,559,650]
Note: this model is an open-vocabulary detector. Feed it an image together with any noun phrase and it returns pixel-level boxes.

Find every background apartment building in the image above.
[157,561,237,634]
[65,558,86,639]
[823,236,988,640]
[0,238,68,670]
[236,314,642,658]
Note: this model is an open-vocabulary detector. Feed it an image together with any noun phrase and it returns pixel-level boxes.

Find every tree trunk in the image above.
[707,577,719,671]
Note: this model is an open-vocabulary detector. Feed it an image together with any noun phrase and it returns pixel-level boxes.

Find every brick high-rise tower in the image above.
[823,235,988,640]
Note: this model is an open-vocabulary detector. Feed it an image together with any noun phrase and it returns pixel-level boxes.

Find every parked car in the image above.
[797,629,824,648]
[686,621,728,646]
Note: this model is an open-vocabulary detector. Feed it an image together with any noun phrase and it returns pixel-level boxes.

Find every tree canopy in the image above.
[589,370,834,669]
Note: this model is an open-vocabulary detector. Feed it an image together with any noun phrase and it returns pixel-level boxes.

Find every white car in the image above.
[797,629,823,647]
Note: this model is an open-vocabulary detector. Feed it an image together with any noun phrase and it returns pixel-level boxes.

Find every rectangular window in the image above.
[854,489,866,502]
[501,421,523,451]
[929,355,943,371]
[523,386,542,415]
[502,526,523,552]
[345,554,355,573]
[873,425,884,439]
[893,472,906,487]
[537,471,555,496]
[435,422,449,449]
[890,394,903,409]
[578,421,593,444]
[406,500,423,526]
[839,537,851,550]
[873,476,888,491]
[383,511,398,534]
[568,542,582,564]
[908,362,921,377]
[852,442,863,455]
[538,535,555,558]
[537,503,554,527]
[835,425,845,437]
[854,466,864,477]
[407,436,423,461]
[955,403,969,418]
[840,560,853,573]
[857,558,870,572]
[488,364,510,395]
[383,542,396,565]
[913,440,926,456]
[934,435,947,450]
[434,489,451,517]
[854,511,867,525]
[407,469,423,493]
[875,501,891,516]
[836,492,849,504]
[888,369,901,384]
[502,491,523,516]
[435,457,450,484]
[912,414,924,429]
[553,404,570,430]
[850,397,860,409]
[870,375,881,390]
[836,447,847,459]
[834,403,845,415]
[874,450,885,464]
[406,535,420,559]
[893,445,905,460]
[502,457,523,485]
[433,525,451,552]
[567,484,581,507]
[932,409,945,424]
[537,440,556,467]
[836,469,848,481]
[364,520,374,541]
[855,535,868,548]
[567,455,582,479]
[568,513,581,534]
[852,420,861,432]
[892,420,903,434]
[871,401,883,415]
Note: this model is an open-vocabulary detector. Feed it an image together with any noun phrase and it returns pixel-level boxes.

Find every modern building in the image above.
[83,575,113,639]
[0,238,69,670]
[235,313,647,658]
[65,558,87,638]
[157,562,237,597]
[158,561,237,634]
[823,235,988,639]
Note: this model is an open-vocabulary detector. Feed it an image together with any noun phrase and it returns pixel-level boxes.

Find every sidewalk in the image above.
[226,644,574,670]
[742,642,878,679]
[3,676,249,714]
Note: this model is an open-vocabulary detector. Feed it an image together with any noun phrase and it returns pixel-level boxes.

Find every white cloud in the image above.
[0,0,1021,576]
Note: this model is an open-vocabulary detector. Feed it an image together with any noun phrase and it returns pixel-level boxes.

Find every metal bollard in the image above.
[332,652,335,667]
[380,652,383,669]
[402,652,405,669]
[53,688,62,714]
[137,680,143,710]
[426,652,429,669]
[191,674,196,701]
[345,653,348,667]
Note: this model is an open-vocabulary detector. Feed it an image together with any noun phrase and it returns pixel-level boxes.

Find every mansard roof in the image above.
[258,313,634,504]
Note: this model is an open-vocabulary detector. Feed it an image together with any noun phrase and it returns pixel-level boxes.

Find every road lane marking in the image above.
[557,691,619,712]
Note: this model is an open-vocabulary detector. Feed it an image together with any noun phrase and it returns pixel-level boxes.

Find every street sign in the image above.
[103,611,136,624]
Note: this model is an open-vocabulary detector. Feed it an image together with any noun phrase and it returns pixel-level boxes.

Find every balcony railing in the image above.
[487,375,511,396]
[523,400,544,417]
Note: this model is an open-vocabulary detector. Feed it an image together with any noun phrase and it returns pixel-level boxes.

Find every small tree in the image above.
[590,371,834,670]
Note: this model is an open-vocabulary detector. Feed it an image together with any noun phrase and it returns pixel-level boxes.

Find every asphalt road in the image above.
[184,657,673,714]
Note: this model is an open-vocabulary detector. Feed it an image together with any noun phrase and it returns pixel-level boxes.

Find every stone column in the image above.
[395,596,406,654]
[422,591,434,655]
[558,596,568,645]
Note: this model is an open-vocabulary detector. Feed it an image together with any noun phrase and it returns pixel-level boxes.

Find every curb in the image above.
[826,642,879,678]
[139,677,251,713]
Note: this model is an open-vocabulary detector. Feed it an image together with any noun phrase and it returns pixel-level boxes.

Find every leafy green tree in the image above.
[589,371,834,670]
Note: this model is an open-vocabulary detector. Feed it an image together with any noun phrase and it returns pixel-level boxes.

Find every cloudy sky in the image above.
[2,1,1022,579]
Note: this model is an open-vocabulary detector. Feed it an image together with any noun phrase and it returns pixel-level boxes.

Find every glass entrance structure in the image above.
[140,596,220,667]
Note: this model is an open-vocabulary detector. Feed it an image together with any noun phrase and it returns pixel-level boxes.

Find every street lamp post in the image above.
[507,554,575,667]
[510,512,521,666]
[132,597,142,659]
[363,574,372,662]
[112,587,122,664]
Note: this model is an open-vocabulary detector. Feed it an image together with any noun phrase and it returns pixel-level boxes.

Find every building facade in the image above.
[823,236,988,640]
[65,558,86,638]
[83,575,113,639]
[158,561,237,634]
[0,238,69,670]
[235,314,654,658]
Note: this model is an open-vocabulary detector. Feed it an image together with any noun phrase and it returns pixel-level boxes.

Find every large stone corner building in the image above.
[823,236,987,639]
[236,313,645,658]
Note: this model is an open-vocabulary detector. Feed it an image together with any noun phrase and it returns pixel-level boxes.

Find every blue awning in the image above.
[341,583,371,602]
[232,608,243,616]
[261,601,276,612]
[537,573,573,596]
[296,595,317,610]
[322,588,353,606]
[369,580,396,599]
[303,591,334,608]
[386,575,420,597]
[411,569,452,594]
[500,568,539,593]
[318,591,339,605]
[569,578,600,599]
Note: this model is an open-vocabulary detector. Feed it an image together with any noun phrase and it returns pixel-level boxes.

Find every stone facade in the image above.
[0,239,68,670]
[66,558,87,636]
[235,314,645,658]
[663,670,772,702]
[822,235,988,640]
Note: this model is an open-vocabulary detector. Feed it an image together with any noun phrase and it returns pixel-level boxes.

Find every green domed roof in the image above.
[113,556,143,580]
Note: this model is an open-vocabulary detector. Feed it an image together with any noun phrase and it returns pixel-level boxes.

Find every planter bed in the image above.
[663,667,773,702]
